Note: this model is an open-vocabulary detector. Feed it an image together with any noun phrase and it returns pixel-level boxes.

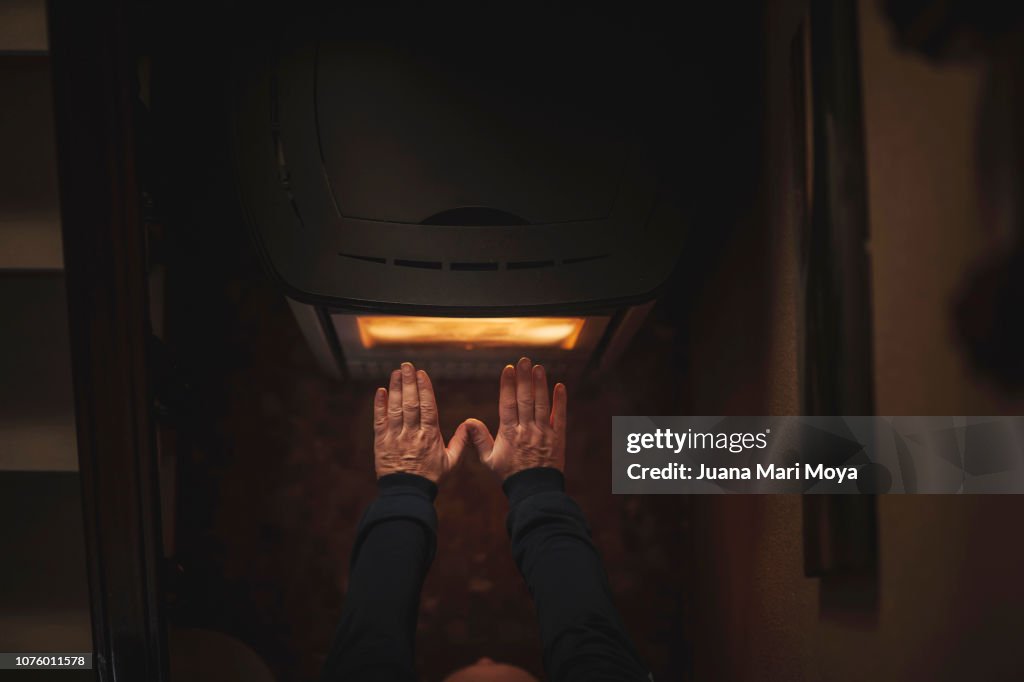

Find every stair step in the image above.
[0,273,77,471]
[0,0,48,55]
[0,54,63,271]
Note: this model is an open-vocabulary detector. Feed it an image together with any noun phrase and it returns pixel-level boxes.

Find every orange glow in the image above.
[356,316,587,350]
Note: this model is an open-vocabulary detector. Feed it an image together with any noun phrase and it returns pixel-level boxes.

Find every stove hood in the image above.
[230,7,685,379]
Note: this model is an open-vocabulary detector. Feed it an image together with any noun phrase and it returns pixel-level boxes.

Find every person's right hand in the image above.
[460,357,567,480]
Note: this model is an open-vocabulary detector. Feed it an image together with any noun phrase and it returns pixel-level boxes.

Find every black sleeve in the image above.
[504,467,650,682]
[320,473,437,682]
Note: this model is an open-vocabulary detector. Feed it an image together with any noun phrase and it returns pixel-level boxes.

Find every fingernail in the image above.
[402,362,413,376]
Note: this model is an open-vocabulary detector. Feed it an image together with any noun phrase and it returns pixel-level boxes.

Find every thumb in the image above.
[446,421,471,471]
[462,418,495,461]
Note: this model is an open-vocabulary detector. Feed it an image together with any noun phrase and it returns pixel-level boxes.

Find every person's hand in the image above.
[460,357,567,481]
[373,362,464,483]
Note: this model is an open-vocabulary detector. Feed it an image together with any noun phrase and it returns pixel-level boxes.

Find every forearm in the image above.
[505,468,649,682]
[321,474,437,682]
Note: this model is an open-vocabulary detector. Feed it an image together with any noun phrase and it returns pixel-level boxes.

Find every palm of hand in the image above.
[375,425,450,482]
[486,424,563,480]
[373,362,460,483]
[463,357,567,481]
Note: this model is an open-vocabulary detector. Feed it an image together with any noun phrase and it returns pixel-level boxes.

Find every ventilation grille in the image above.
[339,252,607,270]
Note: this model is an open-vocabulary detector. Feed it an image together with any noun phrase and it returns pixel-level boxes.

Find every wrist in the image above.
[502,467,565,505]
[375,460,441,483]
[377,472,439,501]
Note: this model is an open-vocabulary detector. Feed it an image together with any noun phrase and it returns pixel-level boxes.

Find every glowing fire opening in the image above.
[355,316,587,350]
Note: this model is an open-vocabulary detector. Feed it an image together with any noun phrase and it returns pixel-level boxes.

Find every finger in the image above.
[417,369,439,428]
[498,364,518,428]
[373,387,387,434]
[401,361,419,429]
[551,382,567,434]
[463,418,495,461]
[533,364,550,424]
[387,369,403,430]
[445,422,470,471]
[515,356,534,424]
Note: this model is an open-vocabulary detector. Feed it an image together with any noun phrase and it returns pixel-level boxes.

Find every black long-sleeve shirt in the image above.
[320,468,649,682]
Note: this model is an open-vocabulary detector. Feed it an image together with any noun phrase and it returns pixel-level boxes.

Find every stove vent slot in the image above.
[339,252,386,264]
[394,259,443,269]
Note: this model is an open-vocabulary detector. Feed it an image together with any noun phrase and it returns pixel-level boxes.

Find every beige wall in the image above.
[685,2,1024,680]
[861,4,1019,415]
[690,495,1024,681]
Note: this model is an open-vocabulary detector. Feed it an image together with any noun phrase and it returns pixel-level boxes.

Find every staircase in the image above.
[0,0,92,654]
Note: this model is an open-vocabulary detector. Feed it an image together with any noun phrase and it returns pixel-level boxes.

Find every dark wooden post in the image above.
[47,0,168,678]
[802,0,879,599]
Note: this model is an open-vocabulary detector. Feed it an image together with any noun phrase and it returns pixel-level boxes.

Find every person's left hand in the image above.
[373,362,467,483]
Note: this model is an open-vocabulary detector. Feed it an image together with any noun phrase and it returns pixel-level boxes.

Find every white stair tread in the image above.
[0,0,48,54]
[0,212,63,270]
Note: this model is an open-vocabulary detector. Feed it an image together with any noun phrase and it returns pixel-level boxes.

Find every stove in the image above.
[230,8,685,379]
